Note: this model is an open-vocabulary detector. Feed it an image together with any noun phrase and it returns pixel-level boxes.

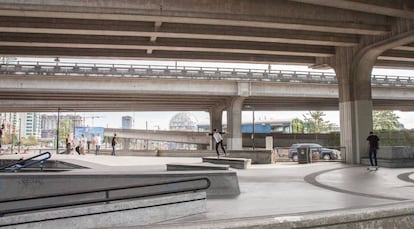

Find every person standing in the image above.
[65,133,72,154]
[73,136,80,155]
[95,133,101,155]
[0,123,4,150]
[212,129,227,157]
[80,134,87,155]
[111,133,117,156]
[366,131,380,170]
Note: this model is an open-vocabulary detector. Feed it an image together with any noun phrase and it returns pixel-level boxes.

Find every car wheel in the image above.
[292,154,298,162]
[323,154,331,160]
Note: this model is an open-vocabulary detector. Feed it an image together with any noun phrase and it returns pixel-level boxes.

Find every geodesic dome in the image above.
[169,112,198,131]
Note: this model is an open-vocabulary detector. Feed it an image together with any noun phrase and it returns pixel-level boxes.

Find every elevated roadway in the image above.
[1,61,413,112]
[104,128,210,145]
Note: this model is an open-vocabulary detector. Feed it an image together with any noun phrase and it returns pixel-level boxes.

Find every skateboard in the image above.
[367,166,378,171]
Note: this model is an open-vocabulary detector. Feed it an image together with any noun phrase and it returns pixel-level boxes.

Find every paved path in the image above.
[2,153,414,228]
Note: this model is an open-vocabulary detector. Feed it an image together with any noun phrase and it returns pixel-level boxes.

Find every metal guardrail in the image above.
[0,151,51,173]
[0,177,210,217]
[1,61,413,86]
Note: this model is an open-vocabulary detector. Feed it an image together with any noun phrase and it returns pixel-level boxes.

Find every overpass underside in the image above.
[0,0,413,164]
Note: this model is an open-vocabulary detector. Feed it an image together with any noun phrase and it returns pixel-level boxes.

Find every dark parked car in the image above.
[288,143,341,161]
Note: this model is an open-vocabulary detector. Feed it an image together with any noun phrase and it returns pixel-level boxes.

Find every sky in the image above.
[9,57,414,130]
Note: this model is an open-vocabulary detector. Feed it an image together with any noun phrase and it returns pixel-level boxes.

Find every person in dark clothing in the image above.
[111,133,118,156]
[366,131,380,170]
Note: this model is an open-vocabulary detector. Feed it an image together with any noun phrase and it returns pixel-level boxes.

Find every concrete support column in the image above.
[209,106,225,131]
[332,47,376,164]
[226,96,245,150]
[332,18,414,163]
[209,105,225,150]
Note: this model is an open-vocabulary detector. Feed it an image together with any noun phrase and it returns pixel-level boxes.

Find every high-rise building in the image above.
[40,114,83,138]
[20,113,41,138]
[122,116,133,129]
[0,112,21,139]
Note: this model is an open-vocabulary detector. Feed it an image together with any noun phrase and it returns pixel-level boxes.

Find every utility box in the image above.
[265,136,273,150]
[297,147,311,164]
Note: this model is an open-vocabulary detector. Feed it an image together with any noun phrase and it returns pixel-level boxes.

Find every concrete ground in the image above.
[2,153,414,228]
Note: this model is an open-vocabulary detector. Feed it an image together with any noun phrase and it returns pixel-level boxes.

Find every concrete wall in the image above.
[362,146,414,168]
[0,170,239,207]
[0,192,206,229]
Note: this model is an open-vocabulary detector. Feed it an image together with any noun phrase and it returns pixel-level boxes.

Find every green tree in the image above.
[373,110,400,131]
[291,118,304,133]
[302,111,333,133]
[24,135,38,146]
[59,118,73,144]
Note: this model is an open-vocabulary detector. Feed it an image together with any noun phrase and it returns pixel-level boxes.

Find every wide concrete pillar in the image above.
[226,96,245,150]
[209,105,225,131]
[331,19,414,164]
[332,47,376,164]
[209,105,225,150]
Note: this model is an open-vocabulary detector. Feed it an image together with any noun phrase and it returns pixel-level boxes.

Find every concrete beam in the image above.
[0,41,334,58]
[290,0,414,20]
[0,75,413,112]
[0,26,358,46]
[0,2,388,35]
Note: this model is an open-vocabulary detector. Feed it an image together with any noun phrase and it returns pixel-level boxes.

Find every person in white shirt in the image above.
[95,133,102,155]
[80,134,87,155]
[212,129,227,157]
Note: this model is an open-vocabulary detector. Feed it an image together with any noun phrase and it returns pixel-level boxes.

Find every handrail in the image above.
[1,61,413,86]
[0,152,51,172]
[0,177,211,216]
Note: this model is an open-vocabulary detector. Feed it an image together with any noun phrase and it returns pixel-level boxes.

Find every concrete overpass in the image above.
[0,0,413,164]
[104,128,210,146]
[0,61,413,112]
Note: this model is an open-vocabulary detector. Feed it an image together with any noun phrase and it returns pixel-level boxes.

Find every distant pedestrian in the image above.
[95,133,101,155]
[366,131,380,170]
[65,133,72,154]
[73,136,80,155]
[0,123,4,149]
[111,133,118,156]
[80,134,87,155]
[212,129,227,157]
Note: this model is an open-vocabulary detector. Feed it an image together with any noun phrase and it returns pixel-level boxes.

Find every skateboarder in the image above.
[366,131,380,170]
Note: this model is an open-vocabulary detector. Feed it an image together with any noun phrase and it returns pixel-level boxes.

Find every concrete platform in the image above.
[166,162,230,171]
[202,156,252,169]
[2,153,414,228]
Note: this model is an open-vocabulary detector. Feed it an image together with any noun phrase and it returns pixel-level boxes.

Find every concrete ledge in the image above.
[361,147,414,168]
[227,150,275,164]
[166,163,230,171]
[202,157,251,169]
[0,170,240,210]
[143,200,414,229]
[361,158,414,168]
[0,192,206,229]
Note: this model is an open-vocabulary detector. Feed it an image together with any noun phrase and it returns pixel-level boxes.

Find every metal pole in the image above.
[252,107,255,150]
[18,118,21,153]
[56,108,60,154]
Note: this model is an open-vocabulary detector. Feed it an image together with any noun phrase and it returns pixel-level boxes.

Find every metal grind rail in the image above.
[0,152,51,173]
[0,177,211,217]
[1,61,413,86]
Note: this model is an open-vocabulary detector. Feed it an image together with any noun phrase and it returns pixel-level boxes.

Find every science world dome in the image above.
[169,112,198,131]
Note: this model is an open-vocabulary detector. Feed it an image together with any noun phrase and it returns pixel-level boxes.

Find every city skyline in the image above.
[63,110,414,131]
